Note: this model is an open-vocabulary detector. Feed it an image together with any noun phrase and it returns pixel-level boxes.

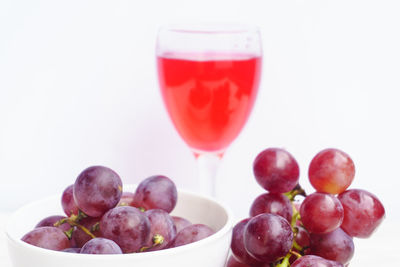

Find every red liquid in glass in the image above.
[157,53,261,153]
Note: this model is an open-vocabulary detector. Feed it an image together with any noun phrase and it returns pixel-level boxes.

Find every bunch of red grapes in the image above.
[21,166,214,254]
[227,148,385,267]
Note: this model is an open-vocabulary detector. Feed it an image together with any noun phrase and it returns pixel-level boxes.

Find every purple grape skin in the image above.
[172,224,215,247]
[73,166,123,217]
[118,192,136,207]
[226,256,252,267]
[35,215,71,232]
[134,175,177,213]
[72,216,101,248]
[231,218,264,265]
[300,192,344,234]
[294,225,310,249]
[21,226,70,251]
[61,184,79,216]
[63,247,81,253]
[172,216,192,233]
[244,213,293,263]
[253,148,300,193]
[291,255,344,267]
[226,255,269,267]
[35,215,77,247]
[100,206,151,253]
[249,193,293,223]
[80,238,123,254]
[338,189,385,238]
[145,209,177,251]
[310,228,355,265]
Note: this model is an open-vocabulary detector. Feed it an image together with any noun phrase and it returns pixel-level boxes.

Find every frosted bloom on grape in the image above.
[338,189,385,238]
[74,166,123,217]
[253,148,299,193]
[80,238,123,254]
[134,175,177,213]
[21,226,70,251]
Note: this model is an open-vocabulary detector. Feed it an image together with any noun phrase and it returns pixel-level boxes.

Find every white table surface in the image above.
[0,212,397,267]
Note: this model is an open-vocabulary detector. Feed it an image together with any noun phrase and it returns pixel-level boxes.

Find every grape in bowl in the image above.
[6,185,233,267]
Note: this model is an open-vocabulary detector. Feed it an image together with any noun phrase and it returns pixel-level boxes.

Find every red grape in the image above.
[226,256,252,267]
[172,216,191,233]
[145,209,177,251]
[338,189,385,238]
[35,215,71,232]
[35,215,77,247]
[80,238,123,254]
[21,226,70,251]
[226,255,269,267]
[61,184,79,217]
[291,255,344,267]
[134,175,177,213]
[231,218,263,265]
[253,148,300,193]
[249,193,292,223]
[62,247,81,253]
[118,192,136,207]
[100,206,150,253]
[300,192,344,234]
[172,224,214,247]
[294,225,310,250]
[72,216,101,248]
[73,166,123,217]
[310,228,354,265]
[309,148,355,194]
[244,213,293,263]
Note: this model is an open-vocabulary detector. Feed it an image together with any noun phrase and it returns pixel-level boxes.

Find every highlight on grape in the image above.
[228,147,385,267]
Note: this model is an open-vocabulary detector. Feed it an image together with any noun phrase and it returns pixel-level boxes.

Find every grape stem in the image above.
[64,227,74,240]
[152,234,164,246]
[290,249,302,259]
[284,184,307,201]
[69,221,96,239]
[291,210,300,228]
[292,239,303,252]
[275,253,291,267]
[54,210,95,239]
[139,234,165,252]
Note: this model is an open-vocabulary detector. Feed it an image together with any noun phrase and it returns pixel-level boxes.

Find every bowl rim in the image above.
[6,185,234,259]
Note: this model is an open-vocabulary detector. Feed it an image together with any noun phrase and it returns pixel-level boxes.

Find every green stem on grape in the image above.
[152,234,164,246]
[275,253,291,267]
[69,221,96,239]
[284,184,307,201]
[139,246,149,252]
[64,227,75,240]
[139,234,165,252]
[91,222,100,232]
[55,210,87,228]
[292,240,303,252]
[291,211,300,229]
[138,207,146,212]
[54,218,68,227]
[290,250,302,259]
[76,210,88,221]
[54,213,96,240]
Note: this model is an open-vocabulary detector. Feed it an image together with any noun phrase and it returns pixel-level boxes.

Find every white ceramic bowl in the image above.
[6,186,233,267]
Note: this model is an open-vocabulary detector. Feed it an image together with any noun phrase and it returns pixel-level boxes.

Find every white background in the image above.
[0,0,399,265]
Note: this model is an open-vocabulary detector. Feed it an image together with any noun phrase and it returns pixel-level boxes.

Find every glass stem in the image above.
[196,153,222,198]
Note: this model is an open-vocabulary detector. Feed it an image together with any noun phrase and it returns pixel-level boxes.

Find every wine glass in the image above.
[156,23,262,197]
